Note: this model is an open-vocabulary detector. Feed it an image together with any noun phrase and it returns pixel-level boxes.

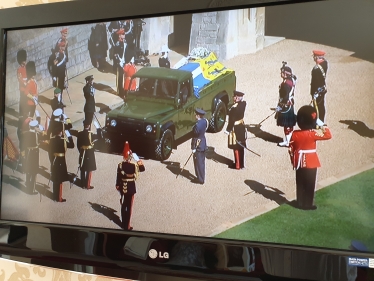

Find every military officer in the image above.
[21,120,43,194]
[54,28,69,62]
[191,108,208,184]
[83,75,96,126]
[47,108,73,139]
[113,29,126,97]
[224,91,247,170]
[310,50,328,122]
[115,141,145,231]
[77,120,102,189]
[48,121,75,202]
[50,88,66,112]
[276,63,297,147]
[288,105,332,210]
[52,41,68,96]
[17,49,27,117]
[158,45,171,68]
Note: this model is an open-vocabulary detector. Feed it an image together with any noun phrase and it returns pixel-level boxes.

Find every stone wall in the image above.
[5,23,95,106]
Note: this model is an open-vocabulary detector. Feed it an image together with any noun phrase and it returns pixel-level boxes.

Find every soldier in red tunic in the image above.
[123,56,137,92]
[25,61,38,118]
[17,49,27,117]
[289,105,332,210]
[115,142,145,231]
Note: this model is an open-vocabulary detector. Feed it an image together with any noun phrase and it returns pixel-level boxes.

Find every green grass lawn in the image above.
[215,168,374,251]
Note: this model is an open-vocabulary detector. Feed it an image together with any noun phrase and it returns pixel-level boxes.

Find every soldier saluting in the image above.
[115,141,145,231]
[51,88,66,112]
[76,120,102,189]
[224,91,247,170]
[83,75,96,126]
[48,121,75,202]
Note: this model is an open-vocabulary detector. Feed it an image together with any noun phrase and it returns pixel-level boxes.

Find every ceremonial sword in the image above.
[236,140,261,157]
[176,139,200,179]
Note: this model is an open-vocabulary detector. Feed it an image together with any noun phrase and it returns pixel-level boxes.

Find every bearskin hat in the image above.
[297,105,317,130]
[26,61,36,79]
[17,49,27,65]
[123,141,131,160]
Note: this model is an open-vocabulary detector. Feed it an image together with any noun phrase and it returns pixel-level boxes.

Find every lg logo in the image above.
[148,249,169,259]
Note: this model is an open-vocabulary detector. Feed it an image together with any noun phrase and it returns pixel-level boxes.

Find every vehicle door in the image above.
[176,79,195,139]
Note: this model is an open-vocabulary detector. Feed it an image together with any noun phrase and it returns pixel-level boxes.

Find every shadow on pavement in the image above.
[1,174,39,196]
[88,202,122,228]
[162,161,196,181]
[5,116,18,128]
[244,180,289,205]
[245,125,283,144]
[35,183,54,201]
[94,83,118,96]
[340,120,374,138]
[205,146,233,167]
[38,95,51,106]
[5,106,19,119]
[95,102,115,114]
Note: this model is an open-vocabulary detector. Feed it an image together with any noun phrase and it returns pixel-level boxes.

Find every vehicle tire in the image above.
[155,129,174,160]
[208,99,227,133]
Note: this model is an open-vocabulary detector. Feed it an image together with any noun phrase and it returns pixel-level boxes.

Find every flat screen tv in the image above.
[1,0,374,280]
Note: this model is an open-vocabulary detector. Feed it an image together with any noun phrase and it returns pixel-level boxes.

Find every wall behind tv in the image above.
[0,0,73,9]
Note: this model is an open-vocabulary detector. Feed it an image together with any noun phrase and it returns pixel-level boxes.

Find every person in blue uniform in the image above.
[310,50,328,122]
[225,90,247,170]
[77,120,102,189]
[116,141,145,231]
[191,108,208,184]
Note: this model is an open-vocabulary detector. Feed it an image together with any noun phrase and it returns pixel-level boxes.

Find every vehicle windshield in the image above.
[130,77,178,99]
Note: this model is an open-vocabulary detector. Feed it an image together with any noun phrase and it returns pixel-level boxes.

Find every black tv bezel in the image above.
[0,0,373,279]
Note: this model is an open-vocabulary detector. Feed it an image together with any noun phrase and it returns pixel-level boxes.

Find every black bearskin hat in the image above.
[17,49,27,65]
[26,61,36,79]
[297,105,317,130]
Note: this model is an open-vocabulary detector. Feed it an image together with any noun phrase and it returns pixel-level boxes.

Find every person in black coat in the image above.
[48,121,75,202]
[191,108,208,184]
[21,120,41,194]
[50,88,66,112]
[113,29,126,97]
[91,23,108,69]
[83,75,96,126]
[310,50,328,122]
[224,91,247,170]
[158,45,171,68]
[115,141,145,231]
[77,120,102,189]
[52,41,68,97]
[276,64,297,147]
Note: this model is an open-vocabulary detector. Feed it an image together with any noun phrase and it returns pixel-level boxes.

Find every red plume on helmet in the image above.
[123,141,131,160]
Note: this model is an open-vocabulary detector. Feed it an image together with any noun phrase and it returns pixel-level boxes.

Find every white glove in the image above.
[316,118,324,127]
[53,77,57,81]
[33,97,38,105]
[313,93,319,99]
[275,106,282,112]
[64,130,71,137]
[192,149,196,153]
[93,120,100,129]
[34,110,40,117]
[63,114,68,120]
[132,152,140,161]
[224,131,229,135]
[38,125,45,131]
[119,61,124,68]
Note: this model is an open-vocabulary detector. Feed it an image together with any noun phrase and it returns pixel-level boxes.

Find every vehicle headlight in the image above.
[110,120,117,127]
[146,125,152,133]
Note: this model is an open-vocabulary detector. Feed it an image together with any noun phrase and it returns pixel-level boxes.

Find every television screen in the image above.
[1,0,374,258]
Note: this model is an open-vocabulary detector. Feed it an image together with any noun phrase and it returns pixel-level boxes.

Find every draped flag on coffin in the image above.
[177,52,233,98]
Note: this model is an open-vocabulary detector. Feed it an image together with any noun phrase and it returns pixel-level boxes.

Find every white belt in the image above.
[296,149,316,170]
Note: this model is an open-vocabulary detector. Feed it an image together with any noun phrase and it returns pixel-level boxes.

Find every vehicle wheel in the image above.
[155,129,174,160]
[208,99,227,132]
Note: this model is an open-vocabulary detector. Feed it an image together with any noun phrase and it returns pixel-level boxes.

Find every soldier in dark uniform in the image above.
[310,50,328,122]
[83,75,96,126]
[50,88,66,112]
[25,61,38,118]
[52,41,67,97]
[276,63,297,147]
[115,141,145,231]
[48,121,75,202]
[21,120,43,194]
[224,91,247,170]
[158,45,171,68]
[113,29,126,98]
[191,108,208,184]
[77,120,102,189]
[289,106,332,210]
[91,23,108,69]
[17,49,27,117]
